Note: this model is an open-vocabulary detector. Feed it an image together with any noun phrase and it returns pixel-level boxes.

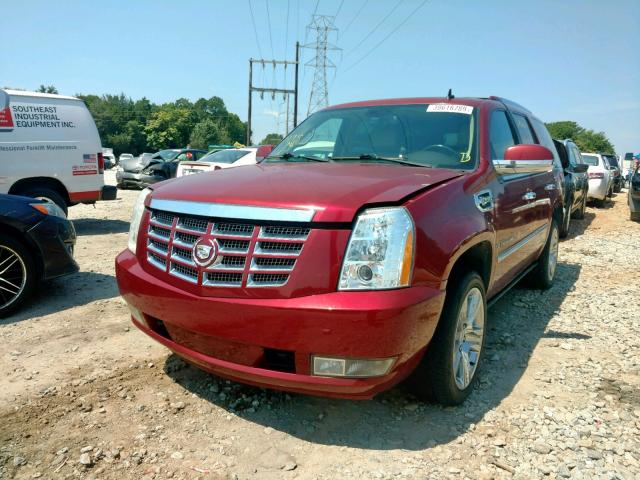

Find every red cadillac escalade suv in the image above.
[116,96,563,405]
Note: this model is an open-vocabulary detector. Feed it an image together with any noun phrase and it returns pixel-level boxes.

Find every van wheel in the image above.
[408,271,486,405]
[631,212,640,222]
[529,220,559,290]
[0,234,37,318]
[21,188,68,216]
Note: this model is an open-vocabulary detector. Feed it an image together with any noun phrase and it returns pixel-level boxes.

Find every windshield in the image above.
[154,149,180,161]
[267,104,478,169]
[582,154,599,166]
[199,149,250,164]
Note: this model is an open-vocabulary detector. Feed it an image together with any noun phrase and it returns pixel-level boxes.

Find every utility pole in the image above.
[247,42,300,145]
[304,16,340,116]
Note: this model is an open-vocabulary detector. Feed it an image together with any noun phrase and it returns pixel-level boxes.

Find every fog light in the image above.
[311,356,396,378]
[127,304,146,326]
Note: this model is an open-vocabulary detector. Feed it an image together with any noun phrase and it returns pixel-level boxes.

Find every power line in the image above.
[334,0,345,20]
[312,0,320,16]
[344,0,404,59]
[247,0,264,59]
[265,0,275,58]
[341,0,368,37]
[284,0,290,59]
[344,0,429,72]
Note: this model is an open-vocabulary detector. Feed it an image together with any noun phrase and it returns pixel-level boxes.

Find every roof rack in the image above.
[488,96,531,113]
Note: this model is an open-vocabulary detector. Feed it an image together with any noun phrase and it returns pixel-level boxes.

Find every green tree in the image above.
[145,106,196,150]
[189,118,231,149]
[545,121,615,154]
[37,85,58,94]
[260,133,283,145]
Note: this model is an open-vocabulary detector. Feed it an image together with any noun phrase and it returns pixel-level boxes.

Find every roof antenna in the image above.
[447,88,455,100]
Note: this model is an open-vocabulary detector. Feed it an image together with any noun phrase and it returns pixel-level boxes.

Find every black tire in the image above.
[631,211,640,222]
[559,196,572,238]
[595,196,606,208]
[20,187,68,216]
[0,234,37,318]
[407,271,486,405]
[529,219,559,290]
[572,194,586,220]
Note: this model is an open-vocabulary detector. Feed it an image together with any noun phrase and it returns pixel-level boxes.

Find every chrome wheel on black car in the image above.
[0,235,36,318]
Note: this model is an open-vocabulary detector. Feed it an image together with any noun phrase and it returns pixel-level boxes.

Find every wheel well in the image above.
[0,223,43,279]
[9,177,70,206]
[553,204,564,225]
[448,241,492,290]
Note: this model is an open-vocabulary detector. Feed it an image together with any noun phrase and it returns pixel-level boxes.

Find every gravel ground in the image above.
[0,171,638,480]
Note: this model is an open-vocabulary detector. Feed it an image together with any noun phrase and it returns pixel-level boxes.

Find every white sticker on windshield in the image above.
[427,104,474,115]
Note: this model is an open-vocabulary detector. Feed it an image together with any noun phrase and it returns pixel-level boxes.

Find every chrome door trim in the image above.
[512,198,550,214]
[497,223,549,263]
[149,199,316,222]
[493,159,554,175]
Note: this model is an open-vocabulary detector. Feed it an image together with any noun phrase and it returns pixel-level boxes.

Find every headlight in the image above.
[128,188,151,253]
[30,202,66,218]
[339,207,415,290]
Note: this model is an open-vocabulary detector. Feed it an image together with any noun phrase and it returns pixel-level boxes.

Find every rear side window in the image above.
[489,110,515,160]
[529,117,561,169]
[513,114,536,144]
[571,146,583,165]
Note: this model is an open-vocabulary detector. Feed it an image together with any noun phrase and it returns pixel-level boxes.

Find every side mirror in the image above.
[572,164,589,173]
[494,144,554,175]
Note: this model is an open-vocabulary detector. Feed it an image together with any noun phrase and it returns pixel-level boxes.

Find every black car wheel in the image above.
[408,271,486,405]
[0,234,37,318]
[21,188,68,216]
[560,195,572,238]
[572,194,586,220]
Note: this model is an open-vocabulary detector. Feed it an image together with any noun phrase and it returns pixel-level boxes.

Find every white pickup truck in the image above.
[0,89,116,215]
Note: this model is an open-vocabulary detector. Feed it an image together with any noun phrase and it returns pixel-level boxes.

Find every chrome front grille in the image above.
[145,209,310,288]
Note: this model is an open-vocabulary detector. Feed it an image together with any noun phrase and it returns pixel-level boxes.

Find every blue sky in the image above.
[1,0,638,153]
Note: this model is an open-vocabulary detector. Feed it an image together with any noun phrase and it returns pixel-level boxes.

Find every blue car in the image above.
[0,193,78,317]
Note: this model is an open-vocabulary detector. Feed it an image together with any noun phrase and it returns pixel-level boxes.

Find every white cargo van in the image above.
[0,89,116,214]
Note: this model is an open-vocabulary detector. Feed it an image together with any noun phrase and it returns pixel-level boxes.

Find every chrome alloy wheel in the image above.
[0,245,27,310]
[548,226,559,281]
[452,287,485,390]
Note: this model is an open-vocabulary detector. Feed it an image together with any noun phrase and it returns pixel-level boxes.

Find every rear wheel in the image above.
[572,194,586,219]
[0,234,37,318]
[560,196,572,238]
[529,220,559,290]
[20,187,68,216]
[408,271,486,405]
[631,211,640,222]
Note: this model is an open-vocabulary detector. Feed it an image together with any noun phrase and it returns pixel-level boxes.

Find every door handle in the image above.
[522,191,536,201]
[544,183,557,191]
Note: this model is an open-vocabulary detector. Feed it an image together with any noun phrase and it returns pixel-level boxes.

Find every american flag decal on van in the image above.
[83,154,97,163]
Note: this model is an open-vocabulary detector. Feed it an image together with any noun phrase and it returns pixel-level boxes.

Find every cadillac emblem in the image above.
[192,237,219,267]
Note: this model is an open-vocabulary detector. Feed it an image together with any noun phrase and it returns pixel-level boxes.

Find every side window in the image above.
[512,114,536,144]
[530,117,562,169]
[489,110,515,160]
[571,146,583,165]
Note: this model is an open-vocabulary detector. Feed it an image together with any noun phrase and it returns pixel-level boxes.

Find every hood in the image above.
[151,163,463,223]
[122,156,155,172]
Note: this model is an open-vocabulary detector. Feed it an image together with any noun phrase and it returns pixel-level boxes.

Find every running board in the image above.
[487,263,537,309]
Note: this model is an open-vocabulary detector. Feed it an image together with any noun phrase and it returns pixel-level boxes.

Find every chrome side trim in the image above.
[493,159,553,176]
[497,223,549,263]
[150,199,316,222]
[512,198,551,214]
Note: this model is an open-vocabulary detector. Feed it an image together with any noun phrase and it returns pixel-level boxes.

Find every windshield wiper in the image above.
[331,154,432,168]
[268,152,329,162]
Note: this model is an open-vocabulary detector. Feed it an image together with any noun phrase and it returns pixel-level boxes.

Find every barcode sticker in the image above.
[427,104,474,115]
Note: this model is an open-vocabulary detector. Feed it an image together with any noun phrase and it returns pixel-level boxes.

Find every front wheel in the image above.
[560,196,572,238]
[0,235,37,318]
[529,220,559,290]
[572,194,586,220]
[408,271,486,405]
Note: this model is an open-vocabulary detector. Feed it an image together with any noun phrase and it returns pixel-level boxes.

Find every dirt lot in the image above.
[1,172,639,480]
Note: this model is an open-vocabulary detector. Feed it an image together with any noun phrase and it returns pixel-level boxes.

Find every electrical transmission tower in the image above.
[304,15,340,116]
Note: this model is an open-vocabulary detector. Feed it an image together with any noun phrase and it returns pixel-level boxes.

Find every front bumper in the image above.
[116,170,165,188]
[28,215,78,280]
[116,250,445,399]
